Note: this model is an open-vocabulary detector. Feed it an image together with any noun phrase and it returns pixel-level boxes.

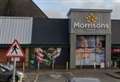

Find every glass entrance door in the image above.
[75,35,105,66]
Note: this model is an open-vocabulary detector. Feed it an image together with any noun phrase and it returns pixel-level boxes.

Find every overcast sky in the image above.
[33,0,120,19]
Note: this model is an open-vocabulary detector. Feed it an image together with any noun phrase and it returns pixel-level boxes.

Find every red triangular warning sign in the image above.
[6,40,24,57]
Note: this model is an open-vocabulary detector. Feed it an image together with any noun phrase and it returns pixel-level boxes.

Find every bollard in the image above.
[93,62,96,69]
[23,62,25,73]
[107,62,110,68]
[37,63,40,71]
[114,61,117,68]
[52,59,55,71]
[66,61,69,71]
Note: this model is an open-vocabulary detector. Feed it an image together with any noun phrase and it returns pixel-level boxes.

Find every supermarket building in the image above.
[0,0,120,69]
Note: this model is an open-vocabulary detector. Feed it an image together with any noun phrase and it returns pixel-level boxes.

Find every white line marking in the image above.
[34,74,39,82]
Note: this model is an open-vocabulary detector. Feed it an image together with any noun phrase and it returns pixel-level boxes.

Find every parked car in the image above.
[0,64,24,82]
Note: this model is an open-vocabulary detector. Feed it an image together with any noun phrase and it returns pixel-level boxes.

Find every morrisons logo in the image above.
[73,13,109,29]
[85,13,97,23]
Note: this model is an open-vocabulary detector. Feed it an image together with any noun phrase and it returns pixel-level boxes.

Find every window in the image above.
[76,35,105,65]
[31,48,62,66]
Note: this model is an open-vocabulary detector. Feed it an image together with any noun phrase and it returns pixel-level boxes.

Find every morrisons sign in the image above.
[73,13,109,29]
[74,22,109,29]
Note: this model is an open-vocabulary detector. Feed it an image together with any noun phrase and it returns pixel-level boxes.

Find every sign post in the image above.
[13,58,17,82]
[6,40,24,82]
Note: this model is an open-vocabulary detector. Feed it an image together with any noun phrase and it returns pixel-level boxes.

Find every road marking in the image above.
[34,74,39,82]
[67,72,74,76]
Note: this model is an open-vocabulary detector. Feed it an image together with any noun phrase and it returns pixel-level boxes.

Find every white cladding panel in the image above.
[0,17,33,44]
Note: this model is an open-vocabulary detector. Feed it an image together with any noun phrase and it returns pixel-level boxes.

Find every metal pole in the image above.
[52,59,54,70]
[66,61,69,71]
[107,61,110,68]
[114,61,117,68]
[13,58,17,82]
[38,62,40,71]
[80,55,81,69]
[93,62,96,69]
[23,62,25,72]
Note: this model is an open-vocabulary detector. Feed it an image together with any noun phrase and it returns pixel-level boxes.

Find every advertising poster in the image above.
[76,36,105,65]
[34,48,62,66]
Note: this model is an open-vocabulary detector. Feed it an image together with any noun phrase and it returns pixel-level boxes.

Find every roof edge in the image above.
[31,0,48,18]
[67,8,112,16]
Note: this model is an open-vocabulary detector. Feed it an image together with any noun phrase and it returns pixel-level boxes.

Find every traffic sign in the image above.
[6,40,24,57]
[6,39,24,82]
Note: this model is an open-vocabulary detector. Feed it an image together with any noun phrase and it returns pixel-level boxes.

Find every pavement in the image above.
[23,69,120,82]
[105,69,120,79]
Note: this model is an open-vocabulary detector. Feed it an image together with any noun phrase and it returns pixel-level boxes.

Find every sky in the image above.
[33,0,120,19]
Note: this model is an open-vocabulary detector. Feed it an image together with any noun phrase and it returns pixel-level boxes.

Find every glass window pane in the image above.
[76,36,88,48]
[84,48,95,53]
[96,36,105,48]
[76,35,105,66]
[78,53,96,65]
[95,48,105,65]
[87,36,96,48]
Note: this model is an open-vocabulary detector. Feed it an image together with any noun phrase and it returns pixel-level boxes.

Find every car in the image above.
[0,64,24,82]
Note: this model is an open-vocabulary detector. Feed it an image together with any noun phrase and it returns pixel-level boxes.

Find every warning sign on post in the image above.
[6,40,24,57]
[6,40,24,82]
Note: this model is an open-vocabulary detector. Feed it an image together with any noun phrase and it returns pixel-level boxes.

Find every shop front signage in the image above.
[73,13,109,29]
[112,48,120,53]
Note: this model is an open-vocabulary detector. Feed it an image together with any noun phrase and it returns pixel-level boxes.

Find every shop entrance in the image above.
[75,35,105,68]
[112,48,120,68]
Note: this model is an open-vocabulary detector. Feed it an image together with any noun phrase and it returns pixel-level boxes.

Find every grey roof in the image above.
[0,0,47,17]
[67,9,112,16]
[0,17,33,44]
[111,20,120,44]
